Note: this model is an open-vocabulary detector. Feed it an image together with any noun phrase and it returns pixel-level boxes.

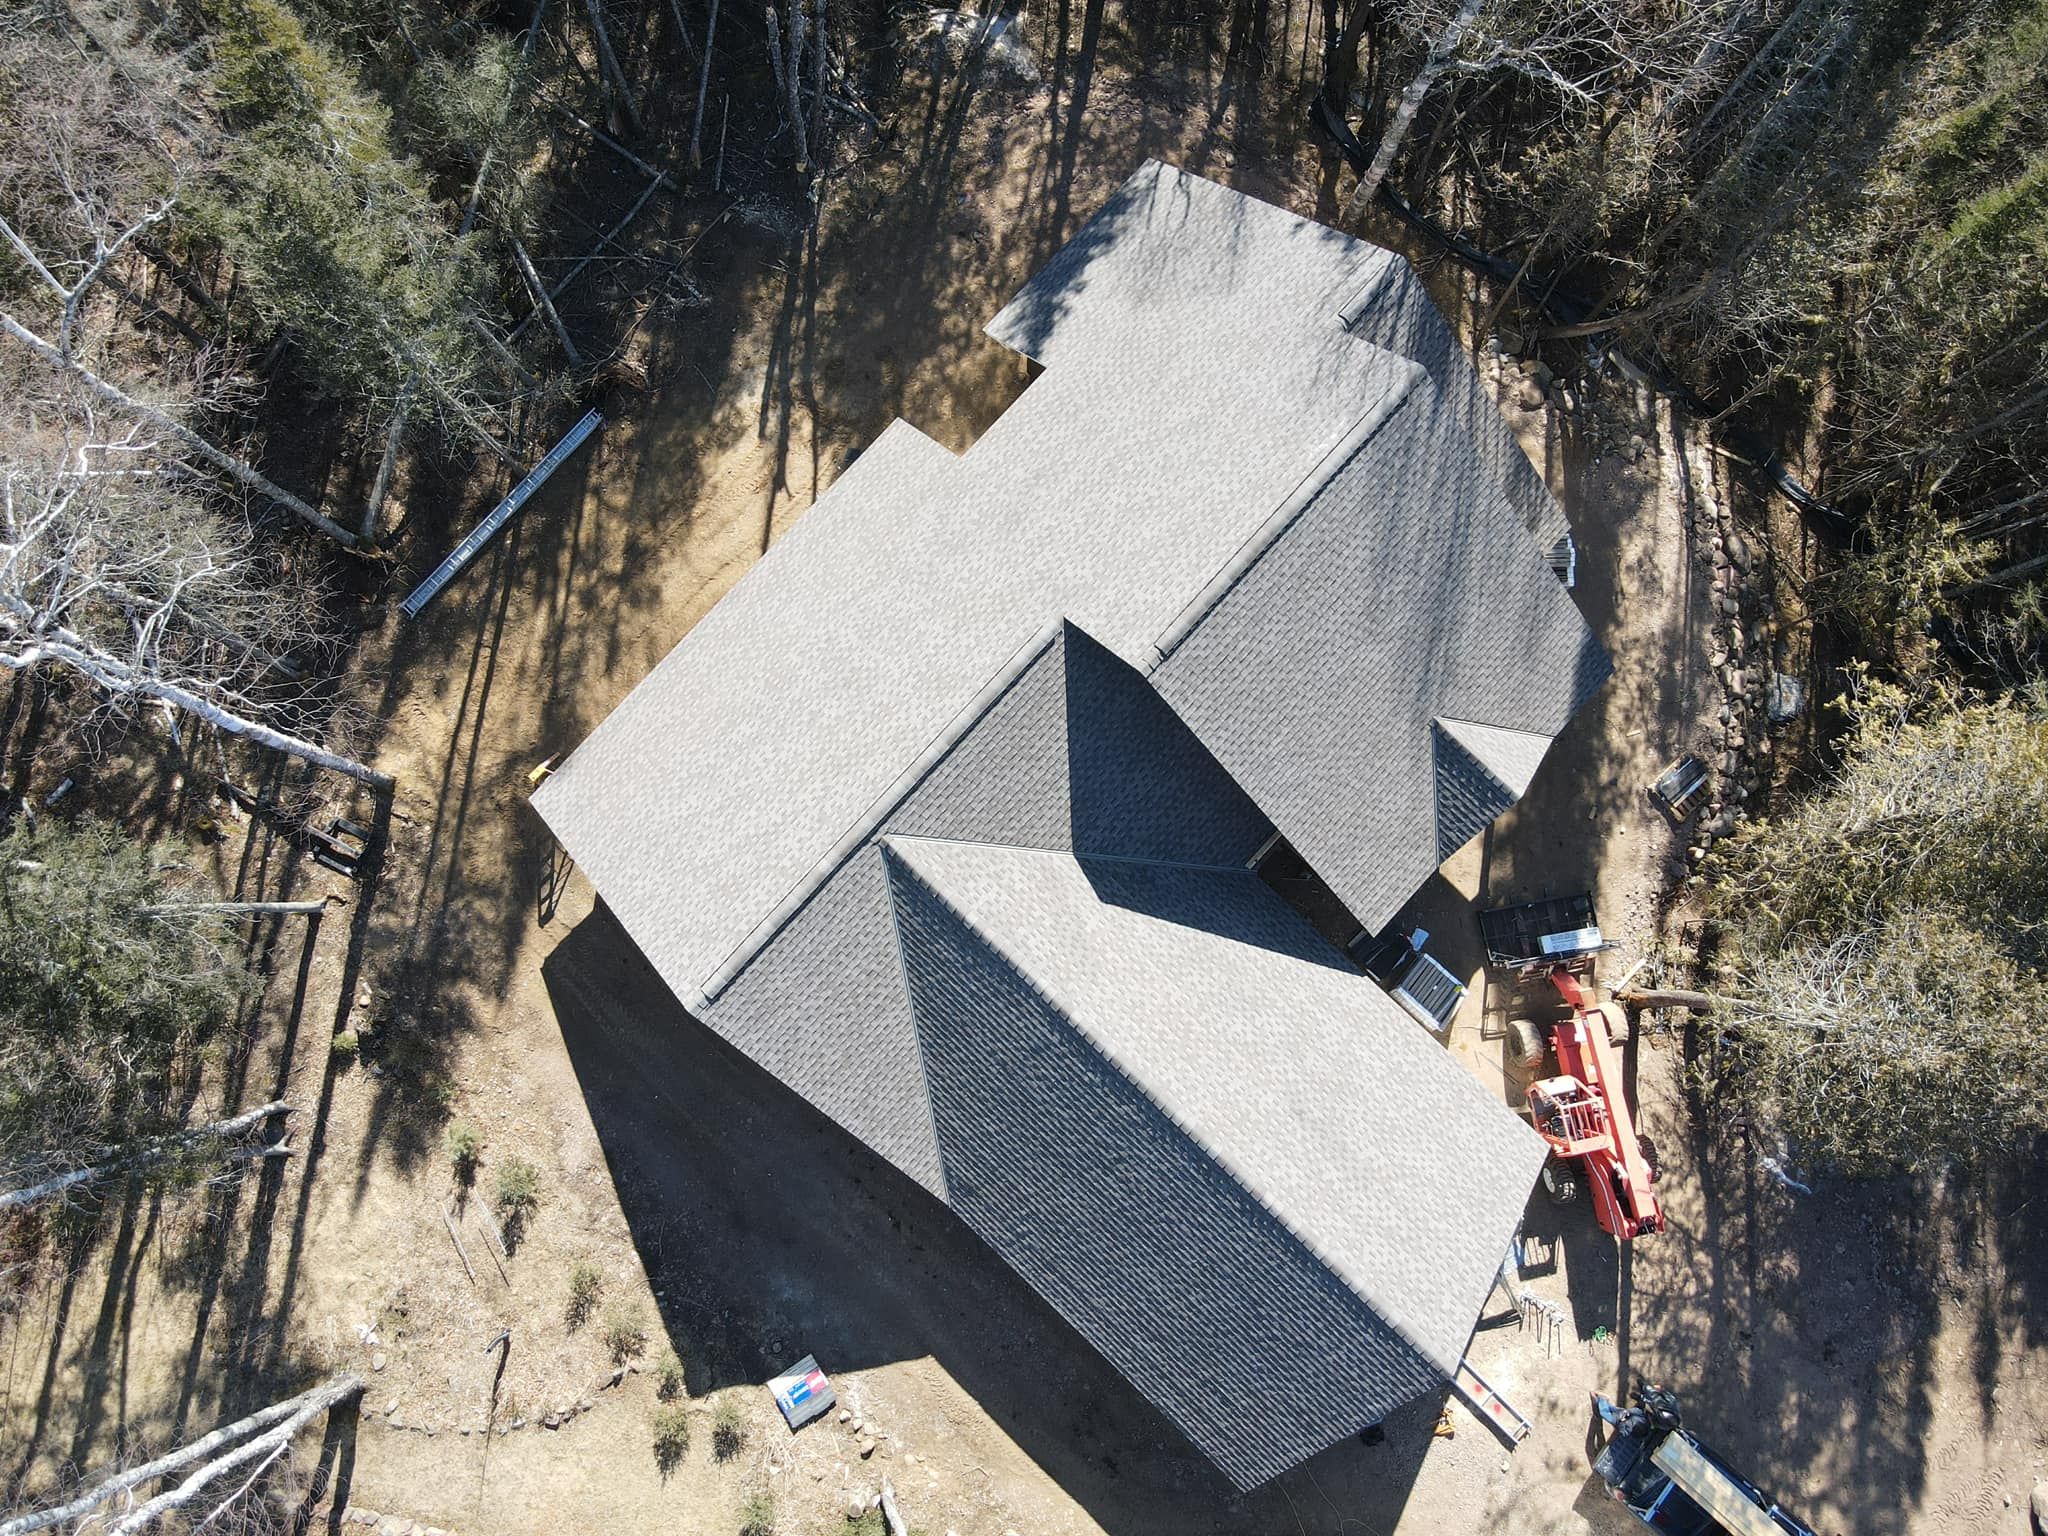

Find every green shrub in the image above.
[330,1030,359,1060]
[493,1157,539,1216]
[600,1300,646,1364]
[739,1492,774,1536]
[445,1120,480,1182]
[565,1261,603,1330]
[651,1404,690,1475]
[654,1350,685,1402]
[711,1397,744,1461]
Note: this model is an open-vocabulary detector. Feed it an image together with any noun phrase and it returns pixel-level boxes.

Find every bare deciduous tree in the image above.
[0,399,389,788]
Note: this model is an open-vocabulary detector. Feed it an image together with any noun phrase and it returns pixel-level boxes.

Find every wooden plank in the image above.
[1650,1432,1789,1536]
[401,410,602,618]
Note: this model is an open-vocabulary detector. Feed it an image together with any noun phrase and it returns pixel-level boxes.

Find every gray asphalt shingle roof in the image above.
[535,160,1608,1488]
[885,837,1545,1368]
[882,837,1544,1487]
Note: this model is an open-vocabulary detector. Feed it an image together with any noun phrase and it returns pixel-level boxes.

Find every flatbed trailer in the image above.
[1478,893,1609,974]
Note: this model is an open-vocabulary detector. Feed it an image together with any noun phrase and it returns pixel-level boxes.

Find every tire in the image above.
[1508,1016,1548,1069]
[1542,1158,1580,1205]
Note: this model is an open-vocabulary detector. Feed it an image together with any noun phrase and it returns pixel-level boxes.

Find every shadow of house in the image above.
[543,904,1445,1534]
[532,162,1608,1492]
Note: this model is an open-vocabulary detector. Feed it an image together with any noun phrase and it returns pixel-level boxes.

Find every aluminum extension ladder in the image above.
[1453,1357,1533,1447]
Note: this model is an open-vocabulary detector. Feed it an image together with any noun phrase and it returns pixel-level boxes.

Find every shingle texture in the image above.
[535,160,1605,1488]
[704,625,1271,1194]
[885,842,1481,1488]
[885,839,1544,1374]
[1148,379,1611,930]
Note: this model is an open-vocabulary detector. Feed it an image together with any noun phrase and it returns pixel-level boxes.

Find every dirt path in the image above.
[6,11,2046,1536]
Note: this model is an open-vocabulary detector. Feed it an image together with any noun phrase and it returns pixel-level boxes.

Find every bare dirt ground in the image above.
[6,7,2047,1536]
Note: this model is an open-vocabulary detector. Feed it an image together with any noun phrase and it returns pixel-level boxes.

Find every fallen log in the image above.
[0,1102,294,1211]
[581,0,644,134]
[140,899,327,918]
[548,102,675,186]
[511,238,583,368]
[1,312,361,549]
[0,1373,364,1536]
[443,1200,477,1284]
[879,1478,907,1536]
[1617,986,1722,1014]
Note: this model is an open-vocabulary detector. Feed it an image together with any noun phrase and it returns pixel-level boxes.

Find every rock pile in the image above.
[1686,487,1787,872]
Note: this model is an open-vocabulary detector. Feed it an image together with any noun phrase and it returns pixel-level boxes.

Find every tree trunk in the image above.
[0,1103,292,1213]
[103,1374,367,1536]
[363,378,417,543]
[1954,549,2048,596]
[1343,0,1486,218]
[141,900,328,917]
[523,179,666,319]
[808,0,827,175]
[583,0,645,135]
[766,3,810,172]
[1,311,362,549]
[691,0,722,166]
[0,1375,362,1536]
[665,0,701,62]
[549,104,675,185]
[511,239,583,369]
[0,621,393,789]
[1617,986,1721,1013]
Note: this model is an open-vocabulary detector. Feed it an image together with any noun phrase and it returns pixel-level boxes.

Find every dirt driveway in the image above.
[7,10,2047,1536]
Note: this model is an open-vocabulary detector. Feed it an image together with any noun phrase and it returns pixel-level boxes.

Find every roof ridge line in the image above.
[880,832,1255,878]
[878,837,1446,1371]
[1143,359,1428,674]
[874,841,954,1206]
[695,618,1069,1005]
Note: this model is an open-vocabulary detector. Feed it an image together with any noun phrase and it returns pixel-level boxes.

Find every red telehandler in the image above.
[1525,969,1663,1239]
[1481,897,1664,1241]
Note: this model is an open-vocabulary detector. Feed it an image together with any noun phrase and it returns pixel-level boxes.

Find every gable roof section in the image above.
[881,835,1546,1486]
[1340,259,1572,554]
[1147,373,1609,931]
[697,622,1273,1196]
[533,161,1428,1009]
[884,835,1544,1364]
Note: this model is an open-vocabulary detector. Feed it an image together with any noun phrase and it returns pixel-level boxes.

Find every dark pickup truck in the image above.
[1593,1384,1816,1536]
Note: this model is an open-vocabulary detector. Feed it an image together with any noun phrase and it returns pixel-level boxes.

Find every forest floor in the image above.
[5,8,2047,1536]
